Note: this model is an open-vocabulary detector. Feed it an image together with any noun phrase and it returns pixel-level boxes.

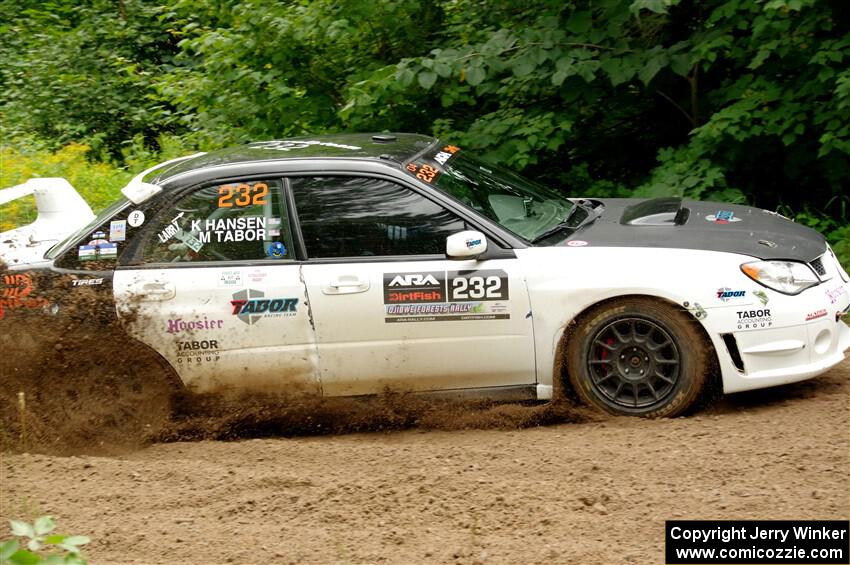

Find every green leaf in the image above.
[61,536,90,548]
[434,62,452,78]
[601,58,635,86]
[670,54,691,77]
[630,0,671,14]
[512,59,536,78]
[639,54,667,85]
[565,11,591,34]
[9,520,34,539]
[0,540,18,560]
[552,70,568,86]
[417,71,437,90]
[44,535,67,545]
[8,550,40,565]
[33,516,55,536]
[395,66,414,87]
[25,539,41,552]
[466,66,486,86]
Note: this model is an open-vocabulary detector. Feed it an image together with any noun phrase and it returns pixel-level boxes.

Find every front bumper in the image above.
[710,256,850,394]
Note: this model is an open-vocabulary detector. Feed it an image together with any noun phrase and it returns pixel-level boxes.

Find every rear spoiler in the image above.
[0,178,95,241]
[120,152,206,204]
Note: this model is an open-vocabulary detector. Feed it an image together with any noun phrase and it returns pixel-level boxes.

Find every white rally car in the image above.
[1,133,848,417]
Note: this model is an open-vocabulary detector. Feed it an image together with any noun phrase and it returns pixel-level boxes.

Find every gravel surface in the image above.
[2,362,848,564]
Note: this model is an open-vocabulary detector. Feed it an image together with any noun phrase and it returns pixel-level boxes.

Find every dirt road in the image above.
[2,362,849,564]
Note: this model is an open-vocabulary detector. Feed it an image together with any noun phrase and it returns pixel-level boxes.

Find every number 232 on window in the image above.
[218,182,269,207]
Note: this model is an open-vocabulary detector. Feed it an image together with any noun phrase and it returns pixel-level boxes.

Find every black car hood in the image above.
[562,197,826,262]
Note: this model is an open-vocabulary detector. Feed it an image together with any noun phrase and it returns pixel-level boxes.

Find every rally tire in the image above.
[566,297,709,418]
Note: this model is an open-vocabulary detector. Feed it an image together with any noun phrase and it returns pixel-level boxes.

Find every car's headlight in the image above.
[740,260,820,295]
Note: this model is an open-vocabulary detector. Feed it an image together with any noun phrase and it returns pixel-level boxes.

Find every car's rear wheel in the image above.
[566,297,709,417]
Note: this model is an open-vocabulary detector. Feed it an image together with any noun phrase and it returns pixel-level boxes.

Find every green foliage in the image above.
[0,142,131,231]
[1,0,848,266]
[0,0,179,156]
[0,517,89,565]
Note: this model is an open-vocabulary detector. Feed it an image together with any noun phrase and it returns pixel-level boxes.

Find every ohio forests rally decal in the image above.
[383,270,510,323]
[230,289,298,325]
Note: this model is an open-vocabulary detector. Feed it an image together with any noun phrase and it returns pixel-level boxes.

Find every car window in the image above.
[142,179,294,263]
[291,176,466,258]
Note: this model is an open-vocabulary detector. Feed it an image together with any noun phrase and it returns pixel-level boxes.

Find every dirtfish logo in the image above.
[230,289,298,325]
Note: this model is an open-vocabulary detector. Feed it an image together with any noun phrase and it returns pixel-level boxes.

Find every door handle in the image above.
[132,281,176,301]
[324,276,370,295]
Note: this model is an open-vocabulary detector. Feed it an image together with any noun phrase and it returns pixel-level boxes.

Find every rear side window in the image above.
[291,176,466,258]
[141,179,295,263]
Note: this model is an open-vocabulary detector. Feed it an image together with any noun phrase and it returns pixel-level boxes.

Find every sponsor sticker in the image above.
[176,339,220,364]
[736,309,772,330]
[383,270,510,323]
[753,290,769,305]
[705,210,742,223]
[383,272,446,304]
[805,309,827,321]
[825,285,847,304]
[168,317,225,333]
[267,241,287,258]
[218,270,243,287]
[127,210,145,227]
[230,289,298,325]
[109,220,126,242]
[567,240,588,247]
[465,238,482,248]
[79,237,117,261]
[717,288,746,302]
[246,268,268,284]
[71,278,104,287]
[0,274,49,320]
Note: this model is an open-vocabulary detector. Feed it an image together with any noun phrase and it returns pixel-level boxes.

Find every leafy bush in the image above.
[0,142,130,231]
[0,517,89,565]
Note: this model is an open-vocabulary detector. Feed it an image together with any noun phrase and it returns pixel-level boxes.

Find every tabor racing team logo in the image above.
[717,288,746,302]
[230,289,298,325]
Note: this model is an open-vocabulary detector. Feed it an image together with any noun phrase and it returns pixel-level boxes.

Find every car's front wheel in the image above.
[566,297,710,417]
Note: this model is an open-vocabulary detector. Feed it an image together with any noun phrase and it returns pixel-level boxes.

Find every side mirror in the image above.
[446,230,488,259]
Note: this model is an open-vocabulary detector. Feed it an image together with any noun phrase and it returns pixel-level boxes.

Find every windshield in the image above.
[45,197,130,260]
[405,146,575,241]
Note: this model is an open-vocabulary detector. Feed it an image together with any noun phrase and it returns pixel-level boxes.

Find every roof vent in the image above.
[371,134,397,143]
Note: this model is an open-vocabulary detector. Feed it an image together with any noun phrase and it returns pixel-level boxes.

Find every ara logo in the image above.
[388,274,441,287]
[717,288,746,301]
[230,289,298,325]
[383,271,446,304]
